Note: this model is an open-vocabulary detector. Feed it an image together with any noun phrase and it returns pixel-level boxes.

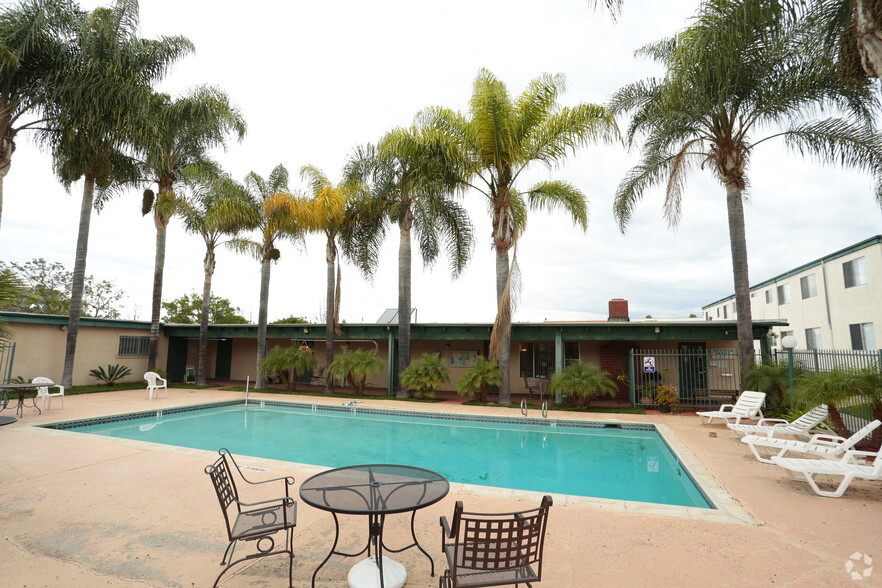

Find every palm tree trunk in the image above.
[725,181,755,379]
[397,211,413,398]
[324,236,336,394]
[255,256,271,390]
[147,212,169,371]
[855,0,882,78]
[0,122,14,231]
[197,246,215,387]
[61,175,96,388]
[494,247,512,405]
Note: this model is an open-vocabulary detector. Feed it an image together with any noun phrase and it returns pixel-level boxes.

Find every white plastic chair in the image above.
[771,449,882,498]
[144,372,167,400]
[696,391,766,425]
[727,404,830,438]
[741,419,880,464]
[33,377,64,410]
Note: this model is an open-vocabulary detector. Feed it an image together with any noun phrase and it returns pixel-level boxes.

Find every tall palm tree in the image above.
[178,172,257,386]
[344,125,473,398]
[0,0,80,230]
[297,165,365,394]
[610,0,882,379]
[129,87,245,371]
[46,0,192,388]
[421,69,618,403]
[231,165,304,389]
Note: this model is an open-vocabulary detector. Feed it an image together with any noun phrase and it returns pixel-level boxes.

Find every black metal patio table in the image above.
[0,382,45,418]
[299,464,449,588]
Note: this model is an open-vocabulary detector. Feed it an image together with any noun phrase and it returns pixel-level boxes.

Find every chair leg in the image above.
[803,472,855,498]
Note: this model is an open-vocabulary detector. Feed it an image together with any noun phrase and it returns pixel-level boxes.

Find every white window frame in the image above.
[849,323,876,350]
[805,328,823,350]
[800,274,817,299]
[777,283,791,305]
[764,289,773,304]
[843,257,868,288]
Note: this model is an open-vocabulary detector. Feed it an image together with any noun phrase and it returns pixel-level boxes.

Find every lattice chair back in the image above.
[205,450,241,541]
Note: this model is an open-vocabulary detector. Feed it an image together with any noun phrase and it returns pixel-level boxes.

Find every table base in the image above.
[348,556,406,588]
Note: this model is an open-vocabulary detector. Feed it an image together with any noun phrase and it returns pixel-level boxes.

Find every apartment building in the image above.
[702,235,882,351]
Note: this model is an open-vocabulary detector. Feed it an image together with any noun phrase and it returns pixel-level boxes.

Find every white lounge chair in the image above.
[32,376,64,410]
[727,404,830,438]
[741,419,881,464]
[771,448,882,498]
[696,391,766,425]
[144,372,167,400]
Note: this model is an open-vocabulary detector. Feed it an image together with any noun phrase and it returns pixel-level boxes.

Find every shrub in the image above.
[399,353,450,398]
[548,362,618,408]
[455,357,501,403]
[89,364,133,385]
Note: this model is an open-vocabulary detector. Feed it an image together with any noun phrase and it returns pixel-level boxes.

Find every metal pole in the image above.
[787,348,795,411]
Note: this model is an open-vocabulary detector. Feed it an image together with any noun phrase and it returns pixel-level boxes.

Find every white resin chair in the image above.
[771,449,882,498]
[727,404,830,438]
[144,372,167,400]
[741,419,880,464]
[33,376,64,410]
[696,391,766,425]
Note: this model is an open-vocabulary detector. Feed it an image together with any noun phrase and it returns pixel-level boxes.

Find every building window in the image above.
[805,328,823,350]
[723,305,728,319]
[519,341,554,378]
[777,283,791,305]
[843,257,868,288]
[800,274,817,299]
[849,323,876,350]
[716,307,720,318]
[564,341,580,366]
[118,336,149,357]
[764,289,773,304]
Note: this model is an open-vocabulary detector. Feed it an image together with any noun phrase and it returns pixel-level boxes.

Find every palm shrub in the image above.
[744,359,804,415]
[455,356,502,403]
[258,345,316,391]
[399,353,450,398]
[89,364,133,385]
[793,366,882,450]
[326,348,383,395]
[549,362,618,408]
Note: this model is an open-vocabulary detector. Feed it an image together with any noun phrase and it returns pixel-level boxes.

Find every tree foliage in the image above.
[326,348,383,395]
[549,362,618,407]
[258,344,316,391]
[0,258,124,318]
[455,356,502,403]
[399,352,450,398]
[161,292,247,324]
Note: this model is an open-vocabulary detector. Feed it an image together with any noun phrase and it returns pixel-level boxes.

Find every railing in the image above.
[0,342,14,384]
[628,348,742,409]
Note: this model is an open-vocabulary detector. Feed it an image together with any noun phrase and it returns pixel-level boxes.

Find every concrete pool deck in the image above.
[1,387,880,587]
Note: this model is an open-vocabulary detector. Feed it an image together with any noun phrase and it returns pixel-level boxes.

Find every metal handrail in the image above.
[520,399,527,416]
[541,402,547,418]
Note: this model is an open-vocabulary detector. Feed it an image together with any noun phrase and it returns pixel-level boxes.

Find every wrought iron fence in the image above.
[628,348,742,409]
[0,342,14,384]
[759,348,882,373]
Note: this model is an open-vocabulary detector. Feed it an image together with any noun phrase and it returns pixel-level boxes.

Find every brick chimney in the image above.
[608,298,630,322]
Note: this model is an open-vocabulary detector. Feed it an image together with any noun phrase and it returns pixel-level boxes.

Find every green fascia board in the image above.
[702,234,882,309]
[0,311,151,330]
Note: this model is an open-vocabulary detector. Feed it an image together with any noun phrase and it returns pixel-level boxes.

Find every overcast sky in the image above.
[1,0,880,325]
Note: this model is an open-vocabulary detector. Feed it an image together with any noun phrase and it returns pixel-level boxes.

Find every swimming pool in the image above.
[47,400,712,509]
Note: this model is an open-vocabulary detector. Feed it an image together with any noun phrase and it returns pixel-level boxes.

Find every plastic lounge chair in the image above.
[727,404,830,438]
[204,448,296,587]
[741,419,881,464]
[32,377,64,410]
[771,448,882,498]
[144,372,167,400]
[696,391,766,425]
[439,495,553,588]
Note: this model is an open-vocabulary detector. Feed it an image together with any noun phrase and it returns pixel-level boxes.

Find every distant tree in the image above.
[271,315,309,324]
[161,292,247,324]
[0,269,24,341]
[0,258,124,318]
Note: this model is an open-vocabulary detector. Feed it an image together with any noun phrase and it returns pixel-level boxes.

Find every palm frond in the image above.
[526,180,588,231]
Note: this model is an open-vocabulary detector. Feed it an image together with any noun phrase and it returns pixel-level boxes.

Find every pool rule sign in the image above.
[643,356,656,373]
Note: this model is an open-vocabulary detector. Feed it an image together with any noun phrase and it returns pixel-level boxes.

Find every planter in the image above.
[659,405,672,414]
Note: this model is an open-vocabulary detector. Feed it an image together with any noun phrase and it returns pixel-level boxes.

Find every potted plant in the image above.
[656,385,679,413]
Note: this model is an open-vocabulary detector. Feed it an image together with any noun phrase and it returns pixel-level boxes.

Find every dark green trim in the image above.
[0,311,151,330]
[703,234,882,309]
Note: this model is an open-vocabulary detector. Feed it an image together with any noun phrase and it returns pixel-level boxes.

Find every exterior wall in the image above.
[704,237,882,351]
[6,321,163,386]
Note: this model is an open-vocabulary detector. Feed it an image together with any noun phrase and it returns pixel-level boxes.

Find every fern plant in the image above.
[89,364,133,385]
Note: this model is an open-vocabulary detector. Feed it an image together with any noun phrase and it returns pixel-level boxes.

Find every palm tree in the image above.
[0,0,80,230]
[231,165,304,389]
[421,69,618,404]
[47,0,192,388]
[456,356,502,403]
[326,348,384,395]
[548,362,617,408]
[125,87,246,371]
[298,165,364,394]
[177,172,257,386]
[399,352,450,398]
[259,345,317,392]
[610,0,882,380]
[344,125,473,398]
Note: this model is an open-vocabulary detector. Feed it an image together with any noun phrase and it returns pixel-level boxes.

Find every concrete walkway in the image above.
[1,388,880,587]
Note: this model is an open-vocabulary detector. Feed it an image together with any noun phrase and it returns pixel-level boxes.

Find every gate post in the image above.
[627,348,635,404]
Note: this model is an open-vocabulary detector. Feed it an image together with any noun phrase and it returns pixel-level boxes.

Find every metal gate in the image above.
[628,347,742,408]
[0,342,14,384]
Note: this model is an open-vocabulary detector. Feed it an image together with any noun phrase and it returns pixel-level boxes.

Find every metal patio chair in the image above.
[439,495,553,588]
[204,448,297,587]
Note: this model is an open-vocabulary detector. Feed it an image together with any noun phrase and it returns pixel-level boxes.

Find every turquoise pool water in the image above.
[53,401,711,509]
